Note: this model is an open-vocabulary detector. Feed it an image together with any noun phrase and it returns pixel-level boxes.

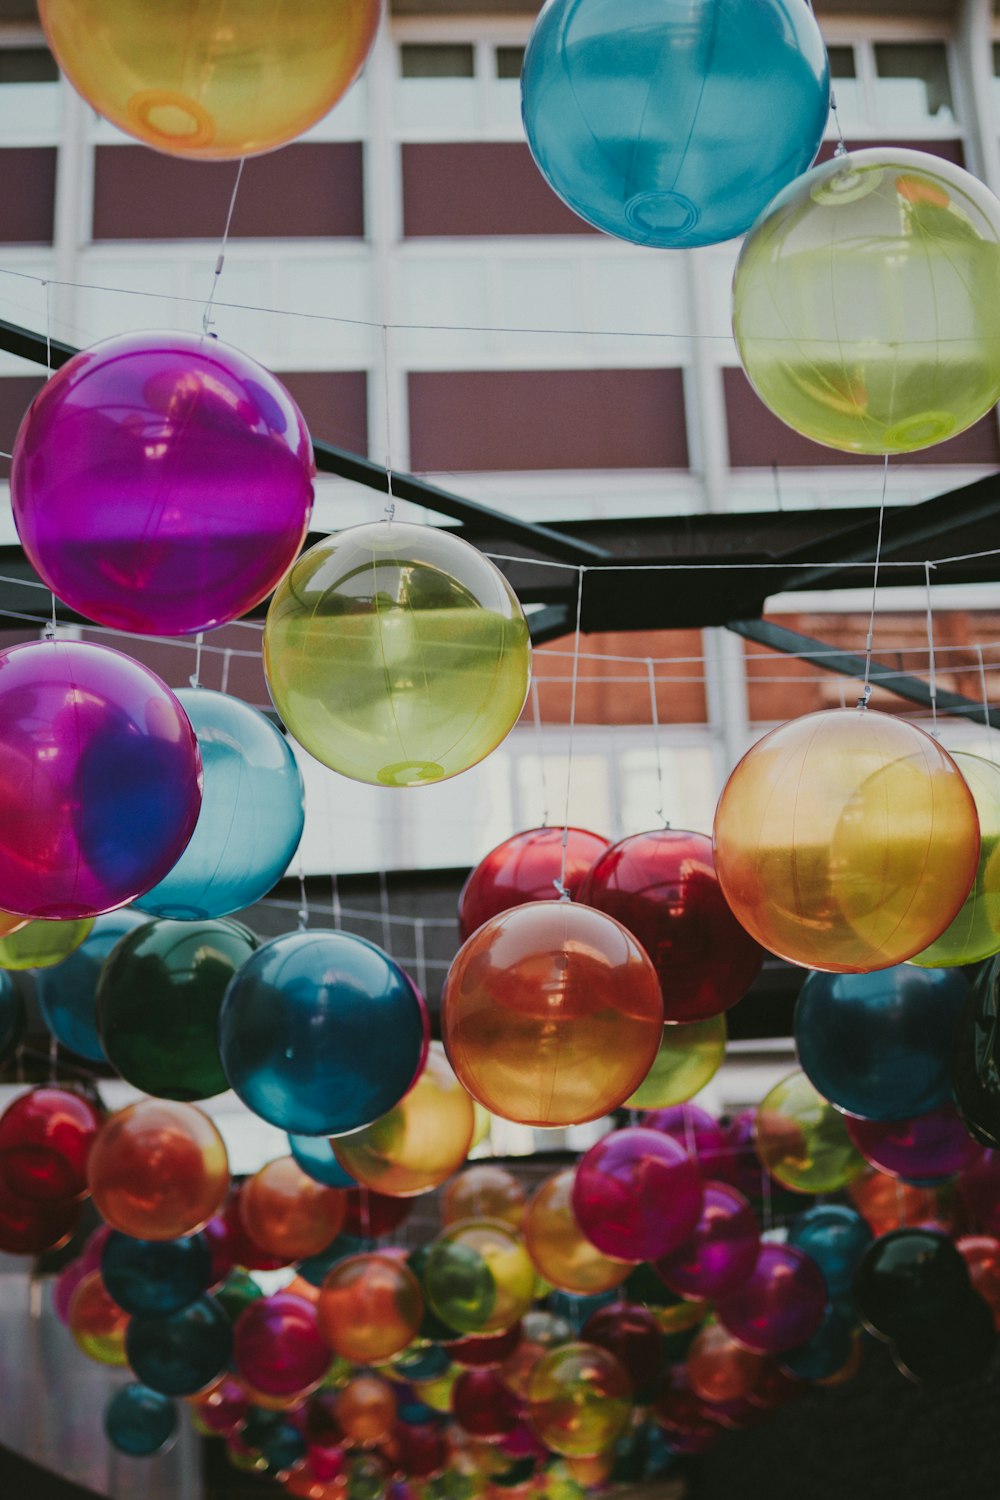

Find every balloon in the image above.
[845,1105,981,1181]
[957,1149,1000,1236]
[219,930,426,1136]
[191,1376,248,1439]
[443,1166,526,1230]
[101,1230,213,1315]
[521,0,828,249]
[952,958,1000,1147]
[795,964,969,1122]
[893,1292,996,1384]
[88,1099,229,1240]
[215,1269,265,1324]
[458,828,611,940]
[394,1422,449,1480]
[424,1221,536,1336]
[523,1170,629,1297]
[580,1304,663,1396]
[441,902,663,1127]
[909,753,1000,965]
[318,1253,425,1363]
[685,1323,769,1404]
[13,332,313,634]
[0,1173,80,1254]
[624,1016,727,1110]
[854,1229,971,1340]
[733,149,1000,455]
[714,1244,827,1355]
[136,691,305,920]
[710,1110,765,1201]
[333,1046,475,1197]
[343,1188,412,1239]
[452,1369,521,1438]
[779,1307,856,1383]
[333,1374,397,1446]
[642,1103,728,1176]
[36,908,149,1062]
[653,1182,759,1301]
[444,1323,523,1369]
[526,1343,631,1458]
[240,1156,347,1260]
[713,709,980,971]
[104,1383,177,1457]
[571,1127,703,1262]
[264,521,531,789]
[849,1171,954,1238]
[97,916,259,1100]
[0,1086,101,1200]
[290,1134,357,1190]
[786,1205,873,1303]
[0,917,92,970]
[578,830,763,1020]
[126,1294,233,1396]
[261,1421,308,1475]
[219,1187,294,1272]
[69,1270,130,1365]
[499,1311,574,1400]
[957,1235,1000,1327]
[0,640,203,919]
[53,1257,89,1325]
[234,1293,331,1399]
[755,1071,868,1194]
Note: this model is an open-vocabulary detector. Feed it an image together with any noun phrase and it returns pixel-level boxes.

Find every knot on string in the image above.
[856,683,872,710]
[551,877,571,902]
[297,908,309,932]
[384,501,396,524]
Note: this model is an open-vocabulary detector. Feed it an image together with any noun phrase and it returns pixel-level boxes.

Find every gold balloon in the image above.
[910,752,1000,966]
[523,1171,630,1296]
[0,917,94,970]
[624,1016,727,1109]
[442,1165,526,1229]
[755,1071,867,1194]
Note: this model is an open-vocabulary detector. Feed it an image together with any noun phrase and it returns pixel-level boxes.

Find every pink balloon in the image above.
[715,1244,827,1355]
[53,1257,88,1325]
[233,1293,331,1398]
[846,1105,982,1181]
[643,1104,728,1177]
[572,1126,703,1262]
[654,1182,759,1300]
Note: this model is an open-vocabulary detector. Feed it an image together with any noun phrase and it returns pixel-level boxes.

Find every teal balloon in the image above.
[0,970,25,1065]
[35,908,149,1061]
[290,1132,356,1188]
[298,1234,375,1290]
[780,1306,856,1381]
[787,1206,873,1303]
[102,1230,213,1315]
[104,1383,177,1457]
[125,1294,232,1396]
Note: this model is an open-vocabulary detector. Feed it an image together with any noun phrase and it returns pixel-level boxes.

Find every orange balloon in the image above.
[498,1310,573,1399]
[713,709,980,971]
[686,1322,769,1404]
[848,1170,954,1235]
[333,1046,474,1197]
[523,1170,630,1296]
[335,1374,398,1446]
[240,1156,346,1260]
[564,1453,615,1487]
[318,1253,424,1365]
[441,902,663,1127]
[443,1165,527,1230]
[957,1235,1000,1327]
[87,1098,229,1240]
[69,1270,129,1365]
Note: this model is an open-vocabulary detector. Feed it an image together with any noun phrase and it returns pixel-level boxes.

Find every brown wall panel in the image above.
[0,148,56,243]
[279,370,369,454]
[92,143,365,240]
[535,628,708,724]
[402,142,597,237]
[0,376,45,479]
[817,137,965,166]
[409,368,688,471]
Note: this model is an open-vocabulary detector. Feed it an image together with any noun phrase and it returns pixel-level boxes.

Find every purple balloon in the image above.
[654,1181,760,1300]
[0,641,202,919]
[643,1103,728,1176]
[715,1244,827,1355]
[52,1256,88,1325]
[572,1126,703,1262]
[846,1105,982,1181]
[12,331,315,636]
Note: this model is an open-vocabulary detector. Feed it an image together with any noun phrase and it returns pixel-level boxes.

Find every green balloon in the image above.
[96,916,258,1100]
[911,752,1000,967]
[0,917,94,971]
[215,1269,263,1325]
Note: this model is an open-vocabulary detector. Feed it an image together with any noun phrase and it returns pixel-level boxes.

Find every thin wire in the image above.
[297,849,309,931]
[646,658,667,826]
[202,157,246,336]
[557,567,586,897]
[379,869,392,953]
[331,873,342,929]
[829,89,849,157]
[859,455,890,707]
[529,677,551,827]
[413,918,428,998]
[382,323,395,509]
[924,561,938,735]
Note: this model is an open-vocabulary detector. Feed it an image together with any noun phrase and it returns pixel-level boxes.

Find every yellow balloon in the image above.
[39,0,381,160]
[264,522,531,788]
[733,148,1000,455]
[0,917,94,970]
[624,1015,727,1109]
[522,1171,629,1296]
[713,709,980,972]
[910,752,1000,966]
[755,1070,867,1194]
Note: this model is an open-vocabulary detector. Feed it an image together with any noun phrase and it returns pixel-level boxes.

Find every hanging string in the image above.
[381,323,395,513]
[220,648,232,695]
[859,454,890,709]
[42,279,59,640]
[829,88,848,157]
[555,566,586,899]
[297,849,309,932]
[413,917,428,999]
[529,678,551,827]
[924,561,938,736]
[331,872,342,929]
[646,658,668,827]
[188,632,205,689]
[202,157,245,337]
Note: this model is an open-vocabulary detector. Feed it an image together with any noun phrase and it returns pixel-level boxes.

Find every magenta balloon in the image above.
[571,1126,703,1262]
[53,1257,88,1325]
[654,1182,760,1300]
[81,1223,113,1273]
[643,1104,728,1177]
[12,331,315,636]
[714,1244,827,1355]
[233,1293,330,1398]
[845,1105,982,1181]
[711,1110,765,1200]
[0,641,202,919]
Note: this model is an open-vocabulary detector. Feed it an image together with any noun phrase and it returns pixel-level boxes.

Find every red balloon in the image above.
[847,1105,981,1181]
[0,1173,80,1253]
[572,1127,703,1262]
[393,1422,448,1480]
[445,1324,523,1368]
[580,1303,663,1393]
[0,1086,101,1201]
[194,1375,248,1437]
[651,1369,720,1455]
[452,1368,521,1438]
[578,829,763,1021]
[233,1292,331,1398]
[458,827,611,941]
[342,1188,412,1239]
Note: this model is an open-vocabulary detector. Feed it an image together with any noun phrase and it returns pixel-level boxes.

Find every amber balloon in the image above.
[335,1374,398,1446]
[442,1165,526,1230]
[88,1099,229,1240]
[713,709,980,972]
[240,1156,346,1260]
[317,1253,424,1365]
[442,901,663,1127]
[686,1322,769,1404]
[523,1170,630,1296]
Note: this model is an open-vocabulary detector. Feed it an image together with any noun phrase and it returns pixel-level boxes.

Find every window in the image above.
[0,47,58,84]
[496,46,524,80]
[873,42,954,126]
[400,43,474,79]
[827,46,856,81]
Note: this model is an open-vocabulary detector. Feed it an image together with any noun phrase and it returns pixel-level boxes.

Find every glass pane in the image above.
[994,41,1000,77]
[0,47,58,84]
[874,42,954,125]
[827,45,856,80]
[496,46,525,79]
[400,43,475,79]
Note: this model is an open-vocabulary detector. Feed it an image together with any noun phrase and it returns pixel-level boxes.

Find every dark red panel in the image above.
[278,370,369,453]
[402,142,598,237]
[818,137,965,166]
[0,148,56,244]
[724,367,1000,469]
[408,368,688,471]
[0,376,45,478]
[92,143,364,240]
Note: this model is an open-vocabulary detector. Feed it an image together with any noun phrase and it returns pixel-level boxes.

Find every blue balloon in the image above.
[787,1205,873,1303]
[104,1383,178,1457]
[102,1230,213,1315]
[125,1294,232,1397]
[135,690,304,921]
[35,908,149,1061]
[218,930,425,1135]
[521,0,829,249]
[780,1305,856,1381]
[261,1421,307,1473]
[298,1233,376,1289]
[290,1132,357,1188]
[0,970,25,1065]
[393,1344,452,1383]
[794,965,970,1122]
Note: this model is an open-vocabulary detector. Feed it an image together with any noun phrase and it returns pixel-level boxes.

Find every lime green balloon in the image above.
[0,917,94,970]
[910,752,1000,967]
[263,521,531,788]
[625,1016,727,1109]
[733,148,1000,455]
[755,1070,866,1194]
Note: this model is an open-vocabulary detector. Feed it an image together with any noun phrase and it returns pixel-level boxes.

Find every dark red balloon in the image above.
[712,1110,765,1200]
[201,1214,238,1287]
[651,1369,720,1454]
[0,1173,80,1254]
[305,1391,342,1449]
[578,829,763,1021]
[393,1423,448,1480]
[452,1367,521,1437]
[233,1292,330,1398]
[0,1086,101,1201]
[458,827,610,941]
[343,1188,412,1239]
[581,1303,663,1393]
[444,1323,522,1368]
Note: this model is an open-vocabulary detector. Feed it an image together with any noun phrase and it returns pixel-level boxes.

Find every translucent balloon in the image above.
[499,1311,574,1400]
[126,1295,233,1396]
[779,1305,856,1383]
[713,709,979,971]
[39,0,381,159]
[53,1257,88,1325]
[331,1374,396,1447]
[88,1099,229,1240]
[572,1127,703,1262]
[69,1270,130,1365]
[13,333,313,634]
[264,522,531,789]
[795,964,970,1122]
[579,830,763,1020]
[850,1170,954,1238]
[443,1166,526,1230]
[715,1245,827,1354]
[333,1046,475,1197]
[424,1220,536,1335]
[240,1157,347,1260]
[343,1187,412,1240]
[526,1343,631,1458]
[453,1368,521,1438]
[580,1304,663,1396]
[846,1105,981,1181]
[910,753,1000,965]
[102,1230,213,1316]
[0,1085,101,1200]
[445,1322,522,1369]
[685,1323,769,1404]
[442,902,663,1127]
[523,1171,629,1297]
[193,1376,249,1439]
[458,827,610,941]
[957,1235,1000,1328]
[104,1383,177,1457]
[219,930,426,1136]
[654,1183,759,1301]
[854,1228,971,1340]
[624,1016,727,1110]
[521,0,828,249]
[290,1134,357,1190]
[234,1292,331,1399]
[0,1174,80,1254]
[786,1205,873,1303]
[218,1187,294,1273]
[733,149,1000,455]
[318,1253,425,1364]
[0,640,203,919]
[0,917,92,970]
[755,1072,867,1194]
[36,908,149,1062]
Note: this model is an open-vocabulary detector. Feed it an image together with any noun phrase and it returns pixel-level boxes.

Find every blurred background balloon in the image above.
[318,1253,425,1364]
[845,1104,981,1180]
[0,917,93,971]
[458,827,610,940]
[101,1230,214,1316]
[953,956,1000,1146]
[523,1171,630,1296]
[654,1182,759,1301]
[69,1270,130,1365]
[625,1015,727,1110]
[526,1342,631,1458]
[290,1134,357,1190]
[126,1294,233,1396]
[715,1244,827,1355]
[443,1165,526,1229]
[36,908,150,1062]
[240,1156,346,1260]
[104,1383,178,1457]
[234,1292,331,1399]
[755,1071,868,1194]
[0,1085,100,1200]
[910,752,1000,965]
[424,1220,535,1335]
[787,1205,873,1305]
